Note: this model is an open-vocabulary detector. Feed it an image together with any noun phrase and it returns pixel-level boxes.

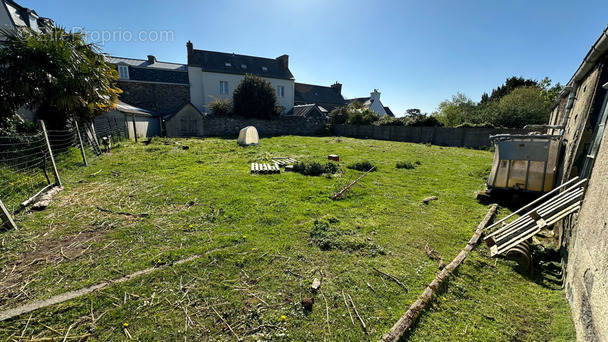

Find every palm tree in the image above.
[0,27,121,128]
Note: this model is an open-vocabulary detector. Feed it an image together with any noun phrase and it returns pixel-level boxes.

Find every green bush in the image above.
[292,161,340,176]
[208,97,232,116]
[396,161,415,169]
[347,160,376,172]
[232,74,282,119]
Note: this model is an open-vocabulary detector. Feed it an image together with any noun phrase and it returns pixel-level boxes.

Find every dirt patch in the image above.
[0,228,105,306]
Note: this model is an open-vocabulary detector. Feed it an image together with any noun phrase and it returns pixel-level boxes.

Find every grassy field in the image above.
[0,136,575,341]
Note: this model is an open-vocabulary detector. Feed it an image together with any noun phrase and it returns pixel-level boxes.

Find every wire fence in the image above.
[0,119,128,229]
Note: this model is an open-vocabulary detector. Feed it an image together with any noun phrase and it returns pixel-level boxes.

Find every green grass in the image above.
[0,136,574,341]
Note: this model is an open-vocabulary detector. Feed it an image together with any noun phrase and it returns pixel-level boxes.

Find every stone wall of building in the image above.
[117,81,190,115]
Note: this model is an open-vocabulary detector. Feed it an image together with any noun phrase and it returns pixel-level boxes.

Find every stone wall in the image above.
[548,51,608,341]
[117,81,190,115]
[202,115,327,137]
[333,124,529,149]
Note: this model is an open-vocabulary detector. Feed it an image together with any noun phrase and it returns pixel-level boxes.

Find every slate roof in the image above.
[188,49,294,80]
[106,56,189,84]
[2,0,54,32]
[384,106,395,117]
[294,83,345,106]
[287,104,327,118]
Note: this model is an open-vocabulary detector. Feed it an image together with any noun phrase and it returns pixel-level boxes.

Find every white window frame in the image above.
[118,65,129,79]
[220,81,228,94]
[277,85,284,98]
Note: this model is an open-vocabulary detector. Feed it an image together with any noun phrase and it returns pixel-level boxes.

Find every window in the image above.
[118,65,129,79]
[225,62,232,67]
[241,64,247,69]
[261,66,268,71]
[220,81,228,94]
[277,85,285,98]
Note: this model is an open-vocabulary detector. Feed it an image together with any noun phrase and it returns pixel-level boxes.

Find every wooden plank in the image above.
[485,177,582,231]
[0,199,17,230]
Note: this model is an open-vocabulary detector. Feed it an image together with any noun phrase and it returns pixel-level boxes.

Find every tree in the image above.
[405,108,423,117]
[491,86,550,128]
[433,93,476,127]
[0,27,121,128]
[480,76,538,104]
[232,74,282,119]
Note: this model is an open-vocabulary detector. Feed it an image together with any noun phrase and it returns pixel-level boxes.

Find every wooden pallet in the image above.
[271,158,297,166]
[251,162,280,174]
[484,177,587,257]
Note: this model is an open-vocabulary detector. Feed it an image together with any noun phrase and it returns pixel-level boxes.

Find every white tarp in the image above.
[237,126,259,146]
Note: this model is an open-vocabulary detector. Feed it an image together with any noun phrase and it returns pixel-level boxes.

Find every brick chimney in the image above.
[276,54,289,70]
[187,41,194,60]
[147,55,156,64]
[330,82,342,95]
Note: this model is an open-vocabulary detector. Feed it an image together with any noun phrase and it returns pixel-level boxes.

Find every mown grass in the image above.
[0,136,574,341]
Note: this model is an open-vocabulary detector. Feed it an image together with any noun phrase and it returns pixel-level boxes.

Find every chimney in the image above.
[330,82,342,95]
[187,41,194,60]
[147,55,157,64]
[276,54,289,70]
[370,89,380,102]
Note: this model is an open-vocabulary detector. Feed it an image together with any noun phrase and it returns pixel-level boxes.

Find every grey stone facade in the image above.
[117,81,190,116]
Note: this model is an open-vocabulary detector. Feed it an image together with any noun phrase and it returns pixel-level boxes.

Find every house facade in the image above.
[187,41,295,114]
[348,89,394,117]
[0,0,53,33]
[106,55,190,116]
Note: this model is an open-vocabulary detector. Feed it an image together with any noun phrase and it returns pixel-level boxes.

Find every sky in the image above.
[19,0,608,117]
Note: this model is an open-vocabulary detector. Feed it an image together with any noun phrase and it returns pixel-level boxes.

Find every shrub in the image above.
[347,160,377,172]
[232,74,282,119]
[208,97,232,116]
[396,161,416,169]
[292,161,340,176]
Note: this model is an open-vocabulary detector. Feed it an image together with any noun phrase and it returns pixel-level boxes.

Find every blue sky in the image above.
[21,0,608,116]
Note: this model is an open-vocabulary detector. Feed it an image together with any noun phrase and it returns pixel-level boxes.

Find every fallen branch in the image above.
[332,167,375,200]
[381,204,498,342]
[320,291,331,336]
[210,303,240,340]
[347,294,367,334]
[96,206,149,218]
[373,267,408,292]
[0,245,238,321]
[342,290,355,326]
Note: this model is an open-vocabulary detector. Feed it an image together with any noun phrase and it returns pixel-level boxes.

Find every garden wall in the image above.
[333,125,529,149]
[202,116,327,137]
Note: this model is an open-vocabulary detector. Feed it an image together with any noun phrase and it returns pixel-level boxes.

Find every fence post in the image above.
[74,121,88,166]
[89,121,101,152]
[40,121,62,187]
[131,114,138,142]
[0,198,17,230]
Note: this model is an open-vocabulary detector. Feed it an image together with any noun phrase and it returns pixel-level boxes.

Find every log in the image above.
[380,204,498,342]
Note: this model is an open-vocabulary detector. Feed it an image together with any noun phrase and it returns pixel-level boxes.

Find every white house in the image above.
[0,0,53,33]
[348,90,395,117]
[187,41,295,114]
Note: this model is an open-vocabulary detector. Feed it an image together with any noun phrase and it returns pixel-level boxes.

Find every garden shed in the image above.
[163,103,205,137]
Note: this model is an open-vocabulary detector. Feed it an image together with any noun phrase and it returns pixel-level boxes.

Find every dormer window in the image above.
[261,66,268,71]
[118,65,129,79]
[225,62,232,67]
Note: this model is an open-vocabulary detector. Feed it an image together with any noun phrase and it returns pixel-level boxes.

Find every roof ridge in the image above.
[192,49,280,62]
[107,55,186,66]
